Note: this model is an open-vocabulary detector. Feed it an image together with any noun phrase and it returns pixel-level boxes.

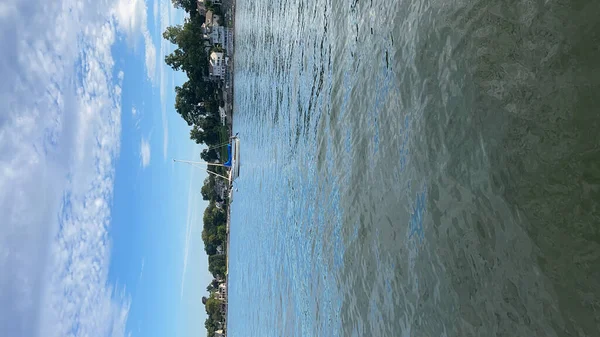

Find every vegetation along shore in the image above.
[164,0,235,336]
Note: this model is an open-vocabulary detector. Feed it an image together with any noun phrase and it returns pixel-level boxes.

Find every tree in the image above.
[204,317,219,336]
[171,0,197,13]
[163,18,209,78]
[162,24,183,44]
[165,49,186,71]
[206,283,215,293]
[190,120,220,145]
[205,296,221,316]
[208,255,227,277]
[202,201,227,255]
[190,125,207,144]
[175,82,205,126]
[204,202,226,226]
[202,229,218,255]
[201,148,219,162]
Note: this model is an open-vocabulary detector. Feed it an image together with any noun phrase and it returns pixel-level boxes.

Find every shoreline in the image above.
[223,0,235,333]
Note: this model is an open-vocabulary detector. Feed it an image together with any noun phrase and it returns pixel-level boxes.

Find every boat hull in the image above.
[231,138,240,180]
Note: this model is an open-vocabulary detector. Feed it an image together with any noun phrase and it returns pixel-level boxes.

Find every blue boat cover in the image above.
[223,144,232,167]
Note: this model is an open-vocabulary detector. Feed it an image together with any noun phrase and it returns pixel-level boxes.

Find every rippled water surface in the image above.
[227,0,600,335]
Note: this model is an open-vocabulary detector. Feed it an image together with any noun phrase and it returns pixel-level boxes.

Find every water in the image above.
[227,0,600,335]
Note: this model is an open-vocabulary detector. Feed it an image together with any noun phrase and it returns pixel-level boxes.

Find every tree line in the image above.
[164,1,231,336]
[164,0,227,148]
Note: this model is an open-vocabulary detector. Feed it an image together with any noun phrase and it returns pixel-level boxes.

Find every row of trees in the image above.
[163,3,227,147]
[203,292,224,335]
[200,178,229,336]
[164,2,230,336]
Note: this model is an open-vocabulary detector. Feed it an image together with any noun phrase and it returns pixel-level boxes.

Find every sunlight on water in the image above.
[227,0,600,335]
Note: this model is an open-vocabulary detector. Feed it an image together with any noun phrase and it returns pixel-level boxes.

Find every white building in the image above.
[215,282,227,301]
[210,25,226,46]
[219,106,226,125]
[209,51,226,80]
[214,330,225,337]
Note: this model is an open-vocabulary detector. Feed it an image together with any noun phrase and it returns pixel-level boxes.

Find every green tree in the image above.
[162,24,183,44]
[190,125,207,144]
[202,201,227,255]
[164,49,186,71]
[190,119,220,145]
[175,82,206,126]
[200,148,220,163]
[163,18,209,80]
[208,254,227,277]
[171,0,197,13]
[205,296,222,316]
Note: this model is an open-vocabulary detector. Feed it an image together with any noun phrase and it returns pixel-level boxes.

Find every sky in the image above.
[0,0,213,336]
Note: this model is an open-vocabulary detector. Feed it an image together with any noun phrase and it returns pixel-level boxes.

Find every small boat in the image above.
[231,136,240,180]
[223,136,240,182]
[174,135,240,185]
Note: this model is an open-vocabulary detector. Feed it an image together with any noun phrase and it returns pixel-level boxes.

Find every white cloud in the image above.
[144,31,157,81]
[132,105,142,130]
[153,0,159,28]
[140,138,151,168]
[113,0,157,82]
[138,258,145,284]
[0,0,161,335]
[157,0,186,160]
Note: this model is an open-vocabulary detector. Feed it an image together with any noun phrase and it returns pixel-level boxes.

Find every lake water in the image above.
[227,0,600,335]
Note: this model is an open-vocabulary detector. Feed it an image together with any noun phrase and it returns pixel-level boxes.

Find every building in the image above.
[209,51,226,80]
[214,175,228,200]
[219,106,226,125]
[205,10,220,27]
[215,282,227,301]
[210,25,226,46]
[196,0,206,16]
[214,330,225,337]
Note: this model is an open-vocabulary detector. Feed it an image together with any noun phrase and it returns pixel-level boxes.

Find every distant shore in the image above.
[161,0,238,335]
[223,0,235,334]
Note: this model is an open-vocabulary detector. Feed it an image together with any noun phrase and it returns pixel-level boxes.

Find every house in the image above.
[215,283,227,301]
[196,0,206,15]
[210,25,226,47]
[214,329,225,337]
[209,51,226,80]
[205,11,220,27]
[214,179,227,200]
[219,106,226,125]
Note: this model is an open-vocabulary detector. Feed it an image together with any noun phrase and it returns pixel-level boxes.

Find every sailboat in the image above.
[174,135,240,186]
[225,136,240,181]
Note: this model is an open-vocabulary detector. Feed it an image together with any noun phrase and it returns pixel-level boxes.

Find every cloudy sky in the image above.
[0,0,212,336]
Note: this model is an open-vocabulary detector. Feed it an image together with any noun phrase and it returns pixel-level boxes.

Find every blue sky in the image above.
[0,0,212,336]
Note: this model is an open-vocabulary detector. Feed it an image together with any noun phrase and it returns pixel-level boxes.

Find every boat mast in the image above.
[173,159,230,167]
[172,159,231,182]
